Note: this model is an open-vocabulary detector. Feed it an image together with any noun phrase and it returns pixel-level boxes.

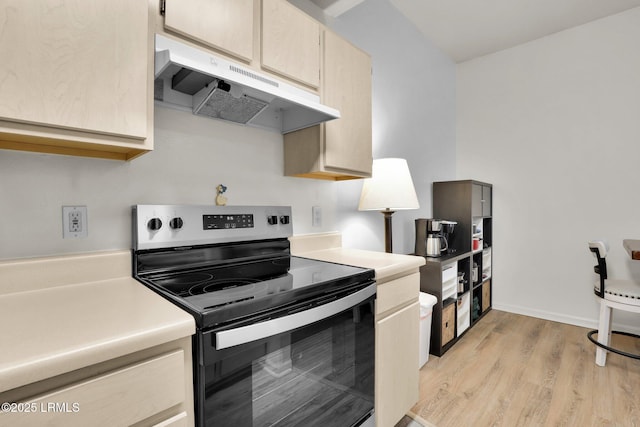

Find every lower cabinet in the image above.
[376,272,420,427]
[456,292,471,335]
[0,338,193,427]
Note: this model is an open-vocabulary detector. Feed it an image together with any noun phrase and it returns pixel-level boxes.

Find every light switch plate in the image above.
[62,206,88,238]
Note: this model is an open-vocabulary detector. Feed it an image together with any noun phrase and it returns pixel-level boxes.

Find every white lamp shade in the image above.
[358,158,419,211]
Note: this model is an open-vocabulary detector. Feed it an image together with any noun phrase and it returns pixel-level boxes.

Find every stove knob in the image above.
[169,217,184,230]
[279,215,290,225]
[147,218,162,231]
[267,215,278,225]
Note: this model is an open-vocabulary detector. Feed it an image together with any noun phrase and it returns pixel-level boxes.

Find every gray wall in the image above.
[0,107,337,259]
[456,7,640,331]
[0,0,456,260]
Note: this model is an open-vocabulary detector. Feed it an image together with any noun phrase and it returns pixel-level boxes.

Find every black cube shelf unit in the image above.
[420,180,493,357]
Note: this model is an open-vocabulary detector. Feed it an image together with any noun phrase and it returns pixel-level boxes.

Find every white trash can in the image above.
[419,292,438,368]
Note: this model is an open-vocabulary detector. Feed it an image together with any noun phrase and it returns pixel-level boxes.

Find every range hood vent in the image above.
[154,35,340,133]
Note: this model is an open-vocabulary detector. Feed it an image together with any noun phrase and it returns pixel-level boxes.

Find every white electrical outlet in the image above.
[312,206,322,227]
[62,206,88,238]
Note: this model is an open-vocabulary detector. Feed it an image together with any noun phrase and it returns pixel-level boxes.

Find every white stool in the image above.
[588,240,640,366]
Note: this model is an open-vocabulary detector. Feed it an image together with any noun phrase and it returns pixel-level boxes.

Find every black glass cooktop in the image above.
[148,256,292,298]
[138,256,374,328]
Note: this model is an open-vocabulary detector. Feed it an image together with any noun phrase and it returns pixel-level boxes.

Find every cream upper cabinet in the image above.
[283,29,372,180]
[162,0,254,62]
[0,0,152,160]
[323,29,372,175]
[261,0,320,88]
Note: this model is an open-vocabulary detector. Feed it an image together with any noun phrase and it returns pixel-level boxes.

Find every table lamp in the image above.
[358,158,419,253]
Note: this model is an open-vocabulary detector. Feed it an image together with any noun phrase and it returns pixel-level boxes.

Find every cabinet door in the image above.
[262,0,319,87]
[323,30,372,175]
[0,0,148,140]
[482,185,492,216]
[472,184,483,217]
[472,184,492,217]
[163,0,254,62]
[376,302,419,427]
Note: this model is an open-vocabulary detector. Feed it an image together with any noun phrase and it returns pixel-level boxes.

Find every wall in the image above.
[0,107,336,259]
[456,7,640,330]
[0,0,456,260]
[293,0,457,254]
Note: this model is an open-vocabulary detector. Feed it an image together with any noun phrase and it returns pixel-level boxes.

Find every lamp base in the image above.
[382,210,395,253]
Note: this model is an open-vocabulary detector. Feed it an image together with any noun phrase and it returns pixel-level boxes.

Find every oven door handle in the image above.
[215,283,376,350]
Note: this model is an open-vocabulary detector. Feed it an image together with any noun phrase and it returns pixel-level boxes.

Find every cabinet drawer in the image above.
[441,263,457,283]
[442,279,457,301]
[442,303,456,346]
[0,350,185,427]
[457,293,470,335]
[376,273,419,315]
[482,280,491,312]
[153,411,188,427]
[482,248,492,278]
[441,262,458,301]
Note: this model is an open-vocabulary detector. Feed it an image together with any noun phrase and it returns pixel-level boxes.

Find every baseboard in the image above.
[492,303,640,335]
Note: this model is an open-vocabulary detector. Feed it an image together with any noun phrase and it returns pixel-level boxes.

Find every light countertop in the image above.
[0,251,195,394]
[1,234,423,394]
[290,232,425,283]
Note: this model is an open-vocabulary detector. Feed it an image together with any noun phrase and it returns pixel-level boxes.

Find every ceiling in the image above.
[310,0,640,62]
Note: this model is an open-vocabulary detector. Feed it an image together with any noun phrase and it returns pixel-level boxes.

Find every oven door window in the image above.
[201,296,375,427]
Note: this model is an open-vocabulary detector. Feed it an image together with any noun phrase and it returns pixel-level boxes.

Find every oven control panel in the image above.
[203,214,254,230]
[133,205,293,250]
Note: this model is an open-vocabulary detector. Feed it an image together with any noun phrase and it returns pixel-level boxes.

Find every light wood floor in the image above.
[411,309,640,426]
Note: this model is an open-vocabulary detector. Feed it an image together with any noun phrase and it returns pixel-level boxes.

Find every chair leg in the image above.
[596,301,612,366]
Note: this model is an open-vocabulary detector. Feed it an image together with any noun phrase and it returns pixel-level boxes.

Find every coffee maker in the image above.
[415,219,457,257]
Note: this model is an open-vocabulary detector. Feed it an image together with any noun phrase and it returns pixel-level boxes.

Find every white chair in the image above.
[588,240,640,366]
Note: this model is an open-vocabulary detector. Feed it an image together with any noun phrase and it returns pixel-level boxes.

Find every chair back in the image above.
[589,240,608,298]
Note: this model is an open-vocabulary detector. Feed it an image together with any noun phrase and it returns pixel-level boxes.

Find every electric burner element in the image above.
[200,278,258,295]
[155,272,214,295]
[147,257,291,299]
[152,273,263,297]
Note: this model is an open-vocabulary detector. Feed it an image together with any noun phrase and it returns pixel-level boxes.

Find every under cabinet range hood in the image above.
[154,34,340,133]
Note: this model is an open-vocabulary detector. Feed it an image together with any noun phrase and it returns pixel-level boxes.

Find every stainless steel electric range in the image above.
[132,205,376,427]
